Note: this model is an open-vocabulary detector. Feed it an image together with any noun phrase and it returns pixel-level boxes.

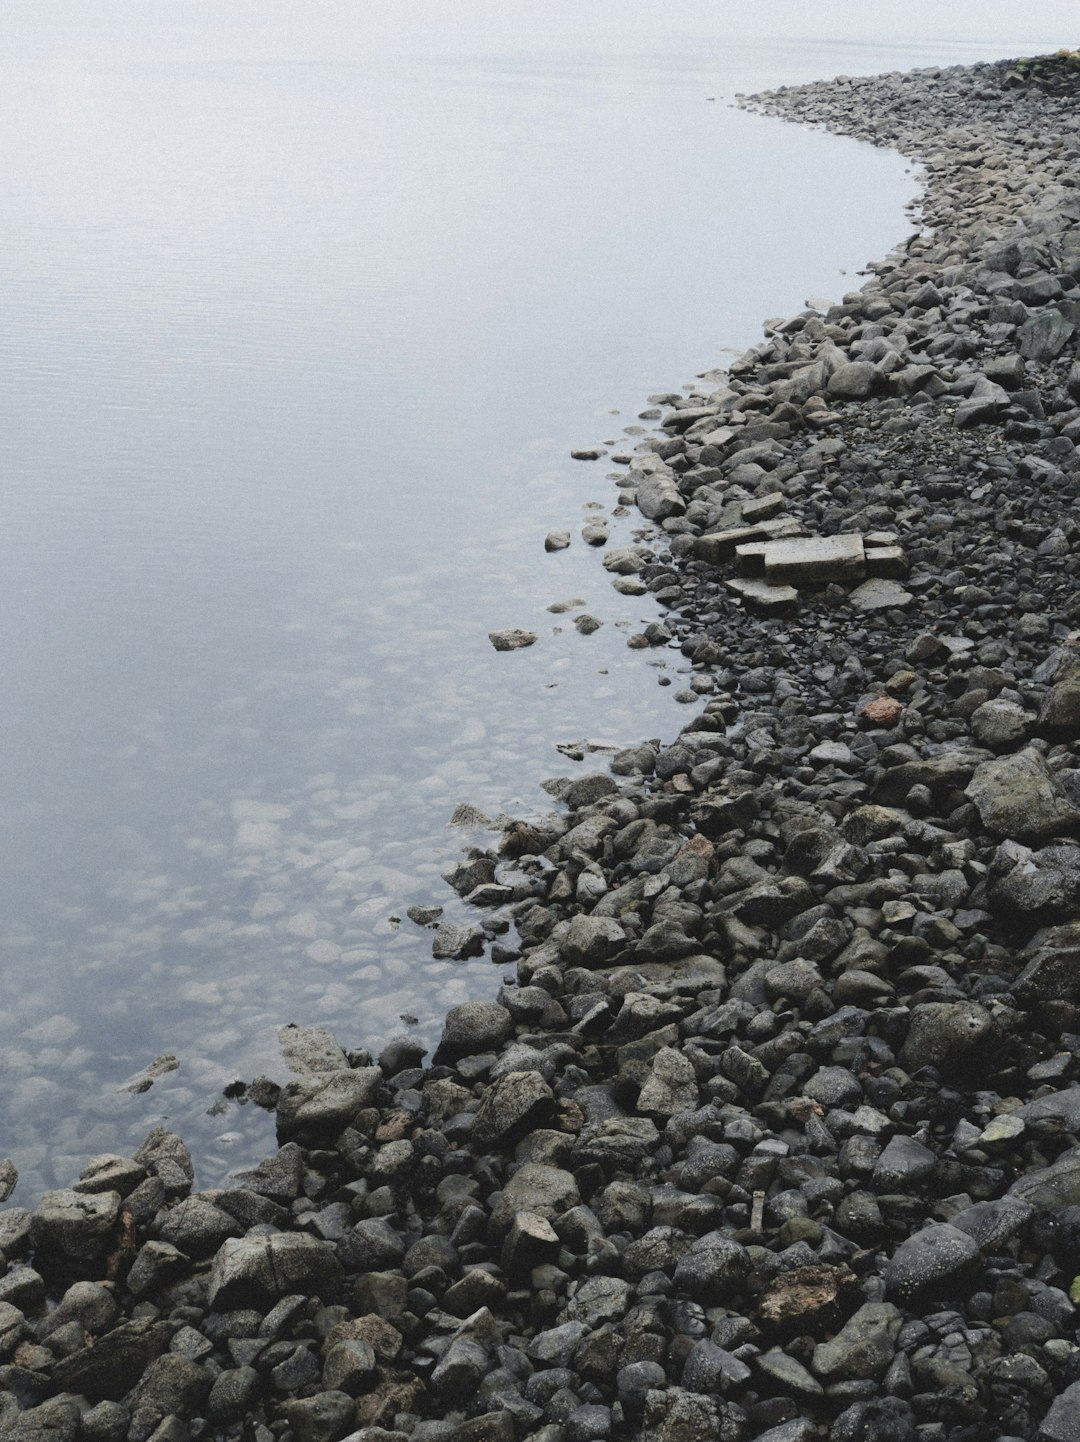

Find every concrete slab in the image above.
[866,545,908,580]
[849,578,913,611]
[725,577,798,612]
[762,533,865,584]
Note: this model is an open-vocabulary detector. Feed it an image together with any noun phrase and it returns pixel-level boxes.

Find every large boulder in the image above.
[965,749,1080,841]
[208,1234,342,1310]
[30,1189,120,1263]
[276,1067,381,1142]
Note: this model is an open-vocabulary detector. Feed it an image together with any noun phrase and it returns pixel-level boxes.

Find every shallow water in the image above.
[1,2,1074,1200]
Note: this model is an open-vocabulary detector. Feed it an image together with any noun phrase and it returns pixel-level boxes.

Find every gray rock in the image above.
[1009,1148,1080,1214]
[38,1280,119,1340]
[884,1223,979,1302]
[276,1067,381,1141]
[949,1197,1033,1250]
[471,1071,555,1146]
[278,1023,348,1074]
[52,1318,173,1401]
[636,1047,698,1118]
[811,1301,903,1380]
[848,578,913,611]
[133,1127,194,1198]
[8,1398,80,1442]
[965,748,1080,841]
[899,1001,993,1073]
[761,533,865,584]
[284,1392,356,1442]
[827,361,876,400]
[489,629,538,651]
[561,913,626,967]
[1018,306,1075,361]
[208,1234,342,1309]
[434,1001,512,1061]
[1040,1379,1080,1441]
[971,698,1032,748]
[872,1135,936,1190]
[125,1241,189,1299]
[158,1195,241,1258]
[1015,920,1080,1001]
[635,472,685,522]
[954,374,1011,427]
[544,531,571,552]
[323,1337,377,1394]
[681,1339,752,1394]
[30,1189,120,1262]
[127,1354,210,1442]
[565,1275,632,1326]
[672,1233,749,1300]
[432,922,486,960]
[490,1163,580,1232]
[1039,675,1080,741]
[206,1366,261,1424]
[989,842,1080,923]
[527,1321,587,1367]
[0,1160,17,1203]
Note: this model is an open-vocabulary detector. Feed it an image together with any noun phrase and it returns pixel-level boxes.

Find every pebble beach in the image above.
[7,49,1080,1442]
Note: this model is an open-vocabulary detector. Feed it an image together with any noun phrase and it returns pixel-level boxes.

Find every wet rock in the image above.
[434,1001,512,1062]
[966,749,1080,841]
[811,1302,903,1381]
[899,1001,993,1073]
[30,1189,120,1263]
[489,629,538,651]
[884,1223,980,1303]
[284,1392,356,1442]
[277,1067,381,1142]
[208,1234,342,1309]
[471,1070,555,1146]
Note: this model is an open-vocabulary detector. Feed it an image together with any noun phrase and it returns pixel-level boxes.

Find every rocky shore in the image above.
[8,50,1080,1442]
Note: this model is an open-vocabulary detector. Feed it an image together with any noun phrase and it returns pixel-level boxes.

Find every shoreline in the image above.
[8,50,1080,1442]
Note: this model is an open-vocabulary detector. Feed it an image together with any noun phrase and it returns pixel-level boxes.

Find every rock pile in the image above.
[7,50,1080,1442]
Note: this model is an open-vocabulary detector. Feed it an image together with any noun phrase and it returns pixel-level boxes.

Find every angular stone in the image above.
[1015,920,1080,1001]
[434,1000,512,1062]
[278,1023,348,1074]
[811,1302,902,1381]
[31,1189,120,1262]
[899,1001,993,1073]
[884,1223,980,1302]
[827,361,876,400]
[471,1071,555,1147]
[488,629,537,651]
[1009,1149,1080,1214]
[966,749,1080,841]
[636,1047,699,1118]
[761,533,865,585]
[954,375,1011,427]
[561,913,626,967]
[724,576,798,612]
[1039,676,1080,740]
[208,1234,342,1310]
[848,578,913,611]
[1018,306,1075,362]
[52,1318,173,1401]
[1040,1379,1080,1441]
[276,1068,381,1142]
[865,545,907,579]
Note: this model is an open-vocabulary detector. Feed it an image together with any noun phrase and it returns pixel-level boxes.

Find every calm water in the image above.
[0,2,1074,1199]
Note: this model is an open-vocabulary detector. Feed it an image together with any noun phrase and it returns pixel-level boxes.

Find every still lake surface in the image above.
[1,2,1074,1199]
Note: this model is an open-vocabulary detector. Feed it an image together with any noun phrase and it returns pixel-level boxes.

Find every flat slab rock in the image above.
[725,576,798,611]
[761,533,866,584]
[848,577,914,610]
